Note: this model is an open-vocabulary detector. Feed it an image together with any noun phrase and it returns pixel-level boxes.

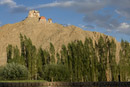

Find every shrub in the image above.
[1,63,29,80]
[0,66,4,80]
[43,64,70,81]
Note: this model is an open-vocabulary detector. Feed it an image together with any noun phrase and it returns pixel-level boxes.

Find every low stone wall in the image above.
[0,82,130,87]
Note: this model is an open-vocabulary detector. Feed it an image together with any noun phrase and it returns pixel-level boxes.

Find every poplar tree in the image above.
[37,48,45,79]
[13,46,20,64]
[20,34,26,65]
[50,43,55,64]
[6,45,13,63]
[60,45,68,65]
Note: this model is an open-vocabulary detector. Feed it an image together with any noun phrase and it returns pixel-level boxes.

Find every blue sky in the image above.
[0,0,130,42]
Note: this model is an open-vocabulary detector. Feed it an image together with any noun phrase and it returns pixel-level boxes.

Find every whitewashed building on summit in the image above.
[28,10,52,24]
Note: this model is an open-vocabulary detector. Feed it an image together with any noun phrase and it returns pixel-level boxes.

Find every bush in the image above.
[43,64,70,81]
[0,66,4,80]
[1,63,29,80]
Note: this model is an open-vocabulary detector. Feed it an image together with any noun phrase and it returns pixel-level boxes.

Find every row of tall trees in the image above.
[119,40,130,81]
[7,34,49,80]
[6,34,130,82]
[58,37,118,82]
[6,34,68,80]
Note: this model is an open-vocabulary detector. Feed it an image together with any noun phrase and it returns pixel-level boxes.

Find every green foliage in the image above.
[119,40,130,81]
[13,46,21,63]
[56,53,60,64]
[6,34,38,80]
[5,34,130,82]
[0,63,29,80]
[20,35,37,80]
[0,66,4,80]
[6,45,13,63]
[58,37,118,82]
[43,64,70,81]
[60,45,68,65]
[49,43,55,64]
[37,48,46,79]
[108,39,118,81]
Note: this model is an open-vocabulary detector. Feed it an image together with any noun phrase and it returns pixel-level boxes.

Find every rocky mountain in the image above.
[0,11,121,66]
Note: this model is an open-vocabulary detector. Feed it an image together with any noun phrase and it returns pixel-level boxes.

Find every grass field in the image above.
[0,80,48,82]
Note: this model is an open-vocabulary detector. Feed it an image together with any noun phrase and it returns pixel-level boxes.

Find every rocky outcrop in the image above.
[28,10,40,18]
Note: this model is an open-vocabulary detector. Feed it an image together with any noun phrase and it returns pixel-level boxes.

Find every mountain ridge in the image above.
[0,17,120,65]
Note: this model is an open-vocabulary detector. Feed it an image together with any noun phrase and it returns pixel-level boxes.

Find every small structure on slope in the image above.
[28,10,40,17]
[39,16,46,23]
[28,10,52,24]
[48,18,53,24]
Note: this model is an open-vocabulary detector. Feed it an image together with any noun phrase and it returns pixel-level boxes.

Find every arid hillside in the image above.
[0,17,121,66]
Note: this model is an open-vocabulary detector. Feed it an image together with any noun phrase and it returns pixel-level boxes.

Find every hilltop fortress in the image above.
[28,10,52,24]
